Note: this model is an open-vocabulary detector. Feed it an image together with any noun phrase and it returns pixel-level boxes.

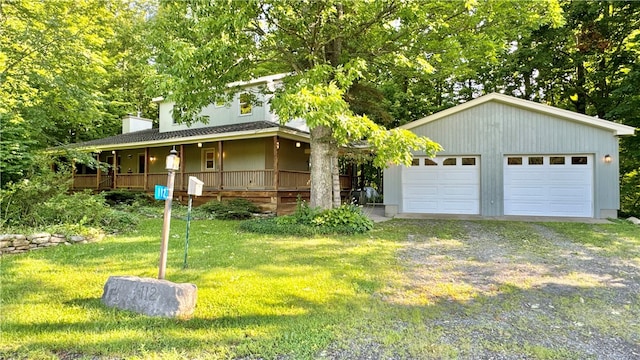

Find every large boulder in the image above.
[102,276,197,319]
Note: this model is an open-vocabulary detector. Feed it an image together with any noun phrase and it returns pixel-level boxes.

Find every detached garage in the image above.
[384,93,636,219]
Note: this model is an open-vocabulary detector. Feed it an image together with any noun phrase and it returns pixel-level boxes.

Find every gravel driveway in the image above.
[320,219,640,359]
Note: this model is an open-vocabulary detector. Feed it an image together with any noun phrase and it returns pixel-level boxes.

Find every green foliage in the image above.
[241,201,373,235]
[198,198,261,220]
[104,190,153,206]
[0,115,38,186]
[620,169,640,217]
[0,171,137,234]
[0,0,157,189]
[312,204,374,233]
[152,0,560,207]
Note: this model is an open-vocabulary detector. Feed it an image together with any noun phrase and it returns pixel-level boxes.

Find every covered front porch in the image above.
[72,135,352,213]
[73,169,351,192]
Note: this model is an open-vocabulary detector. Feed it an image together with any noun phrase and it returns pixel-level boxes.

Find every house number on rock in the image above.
[134,284,158,301]
[101,276,198,318]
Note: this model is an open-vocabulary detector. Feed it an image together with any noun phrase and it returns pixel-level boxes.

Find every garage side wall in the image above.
[385,101,621,218]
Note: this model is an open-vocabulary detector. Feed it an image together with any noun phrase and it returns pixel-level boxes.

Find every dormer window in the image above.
[239,93,252,115]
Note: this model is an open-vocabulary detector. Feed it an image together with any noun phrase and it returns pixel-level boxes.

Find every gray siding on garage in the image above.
[384,101,622,218]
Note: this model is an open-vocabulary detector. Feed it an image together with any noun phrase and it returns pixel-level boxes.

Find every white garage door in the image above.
[402,156,480,214]
[503,155,593,217]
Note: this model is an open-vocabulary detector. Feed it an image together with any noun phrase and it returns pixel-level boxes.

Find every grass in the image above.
[543,220,640,258]
[0,218,400,359]
[1,217,639,359]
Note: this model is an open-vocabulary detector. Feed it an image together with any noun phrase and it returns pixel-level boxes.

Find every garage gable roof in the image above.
[401,93,636,136]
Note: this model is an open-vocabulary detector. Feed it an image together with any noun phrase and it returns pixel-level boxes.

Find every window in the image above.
[462,157,476,166]
[443,158,456,166]
[528,157,543,165]
[424,159,437,166]
[571,156,588,165]
[203,149,216,170]
[239,93,252,115]
[550,156,565,165]
[411,158,420,166]
[508,157,523,165]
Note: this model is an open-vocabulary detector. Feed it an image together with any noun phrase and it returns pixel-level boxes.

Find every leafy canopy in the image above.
[152,0,562,167]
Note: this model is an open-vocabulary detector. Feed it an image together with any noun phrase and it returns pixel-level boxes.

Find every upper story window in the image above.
[239,93,252,115]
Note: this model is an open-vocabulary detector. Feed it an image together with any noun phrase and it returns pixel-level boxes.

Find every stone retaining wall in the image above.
[0,233,104,255]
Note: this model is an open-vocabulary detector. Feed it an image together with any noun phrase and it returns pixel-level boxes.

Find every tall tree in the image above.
[151,0,561,209]
[0,0,157,186]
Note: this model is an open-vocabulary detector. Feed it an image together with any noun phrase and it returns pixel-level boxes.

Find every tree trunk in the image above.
[310,125,334,209]
[331,150,341,208]
[575,61,587,114]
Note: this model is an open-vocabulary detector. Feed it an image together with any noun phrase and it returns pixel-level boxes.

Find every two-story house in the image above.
[70,74,352,213]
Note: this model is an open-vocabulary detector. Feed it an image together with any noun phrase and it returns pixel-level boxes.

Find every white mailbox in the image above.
[187,176,204,196]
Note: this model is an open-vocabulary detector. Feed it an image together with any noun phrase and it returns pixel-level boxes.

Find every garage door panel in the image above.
[506,170,547,180]
[440,200,478,213]
[504,155,593,217]
[441,185,478,197]
[404,185,439,195]
[548,186,590,198]
[402,156,480,215]
[506,186,546,197]
[404,200,438,213]
[505,203,548,215]
[439,171,476,182]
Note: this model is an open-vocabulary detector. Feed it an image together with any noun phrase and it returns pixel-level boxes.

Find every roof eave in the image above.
[75,127,310,152]
[401,93,637,136]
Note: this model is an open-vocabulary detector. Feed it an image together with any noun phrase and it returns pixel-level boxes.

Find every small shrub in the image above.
[99,209,139,233]
[198,198,261,220]
[0,173,138,234]
[34,190,138,233]
[240,202,373,235]
[0,173,71,228]
[313,204,374,233]
[104,190,152,206]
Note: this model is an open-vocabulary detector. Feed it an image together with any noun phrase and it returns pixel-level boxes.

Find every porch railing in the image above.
[73,175,97,189]
[279,170,310,189]
[72,170,350,191]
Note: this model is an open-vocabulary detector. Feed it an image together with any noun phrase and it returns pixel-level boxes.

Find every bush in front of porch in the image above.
[0,171,137,236]
[198,198,261,220]
[240,202,373,236]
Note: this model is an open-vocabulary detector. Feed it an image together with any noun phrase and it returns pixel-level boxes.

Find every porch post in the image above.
[144,147,149,191]
[218,141,224,190]
[96,153,101,189]
[112,151,117,189]
[273,136,279,190]
[179,144,185,190]
[71,159,76,190]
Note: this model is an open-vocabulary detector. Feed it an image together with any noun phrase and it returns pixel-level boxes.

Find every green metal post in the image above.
[183,195,193,269]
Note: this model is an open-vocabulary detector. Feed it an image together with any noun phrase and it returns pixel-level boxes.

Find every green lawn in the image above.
[1,218,638,359]
[0,218,402,359]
